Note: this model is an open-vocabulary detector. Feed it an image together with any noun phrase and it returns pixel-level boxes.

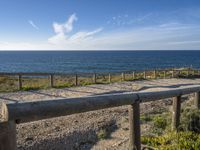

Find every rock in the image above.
[54,126,61,132]
[25,137,33,142]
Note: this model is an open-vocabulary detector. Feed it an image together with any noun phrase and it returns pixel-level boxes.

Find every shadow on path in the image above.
[18,119,118,150]
[28,91,67,99]
[0,96,19,103]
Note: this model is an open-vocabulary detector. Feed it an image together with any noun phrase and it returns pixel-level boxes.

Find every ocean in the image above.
[0,51,199,73]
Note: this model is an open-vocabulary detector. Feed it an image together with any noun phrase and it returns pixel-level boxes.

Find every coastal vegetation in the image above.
[141,101,200,149]
[0,68,198,93]
[0,72,200,149]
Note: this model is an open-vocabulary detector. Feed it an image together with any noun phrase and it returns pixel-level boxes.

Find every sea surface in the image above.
[0,51,199,73]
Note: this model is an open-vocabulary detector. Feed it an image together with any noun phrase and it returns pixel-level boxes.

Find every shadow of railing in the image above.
[18,119,118,150]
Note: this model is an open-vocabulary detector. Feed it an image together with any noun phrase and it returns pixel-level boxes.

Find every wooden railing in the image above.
[1,85,200,150]
[0,68,199,91]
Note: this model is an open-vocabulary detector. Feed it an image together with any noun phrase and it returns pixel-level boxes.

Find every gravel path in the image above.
[0,78,200,150]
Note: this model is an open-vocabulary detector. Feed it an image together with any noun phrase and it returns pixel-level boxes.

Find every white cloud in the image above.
[136,13,153,22]
[69,28,103,42]
[48,33,67,45]
[1,17,200,50]
[168,40,200,45]
[53,13,77,34]
[48,13,103,46]
[108,13,153,27]
[28,20,39,30]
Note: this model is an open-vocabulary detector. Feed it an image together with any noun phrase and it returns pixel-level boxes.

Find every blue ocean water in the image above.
[0,51,199,73]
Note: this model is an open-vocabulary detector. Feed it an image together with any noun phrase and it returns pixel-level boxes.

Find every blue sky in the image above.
[1,0,200,50]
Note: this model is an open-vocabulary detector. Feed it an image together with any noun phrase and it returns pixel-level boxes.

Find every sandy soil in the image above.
[0,78,200,150]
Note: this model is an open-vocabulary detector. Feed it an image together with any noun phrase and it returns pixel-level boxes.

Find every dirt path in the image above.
[0,78,200,150]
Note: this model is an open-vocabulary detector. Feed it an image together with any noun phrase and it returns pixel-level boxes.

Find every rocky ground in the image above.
[0,78,200,150]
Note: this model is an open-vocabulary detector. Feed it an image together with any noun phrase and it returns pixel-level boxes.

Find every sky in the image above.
[1,0,200,50]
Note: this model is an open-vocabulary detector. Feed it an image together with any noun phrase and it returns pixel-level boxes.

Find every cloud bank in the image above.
[1,12,200,50]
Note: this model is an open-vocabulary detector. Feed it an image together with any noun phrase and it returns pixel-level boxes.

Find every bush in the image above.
[22,86,40,91]
[181,108,200,132]
[153,115,167,129]
[142,131,200,150]
[96,129,108,140]
[140,114,153,123]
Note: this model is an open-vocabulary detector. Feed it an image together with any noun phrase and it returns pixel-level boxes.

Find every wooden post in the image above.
[194,92,200,109]
[143,71,146,79]
[75,74,78,86]
[18,75,22,90]
[177,70,179,77]
[154,70,156,79]
[178,70,181,77]
[132,71,135,80]
[172,69,174,78]
[129,101,141,150]
[193,70,195,76]
[93,73,96,83]
[108,73,111,83]
[164,70,166,79]
[121,72,125,81]
[50,74,54,87]
[172,95,181,130]
[0,121,16,150]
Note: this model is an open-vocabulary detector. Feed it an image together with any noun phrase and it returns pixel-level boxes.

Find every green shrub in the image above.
[80,81,92,86]
[181,108,200,132]
[22,86,40,91]
[54,83,74,88]
[140,114,153,123]
[142,131,200,150]
[153,115,167,129]
[96,129,108,140]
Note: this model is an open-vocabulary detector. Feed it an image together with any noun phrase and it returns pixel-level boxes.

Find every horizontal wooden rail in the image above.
[2,85,200,123]
[0,72,200,149]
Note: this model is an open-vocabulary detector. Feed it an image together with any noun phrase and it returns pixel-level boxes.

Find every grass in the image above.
[0,68,197,93]
[140,114,153,123]
[141,131,200,150]
[152,115,168,129]
[141,104,200,149]
[96,129,108,140]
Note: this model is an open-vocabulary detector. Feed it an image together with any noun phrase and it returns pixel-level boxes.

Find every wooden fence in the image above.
[1,85,200,150]
[0,68,199,91]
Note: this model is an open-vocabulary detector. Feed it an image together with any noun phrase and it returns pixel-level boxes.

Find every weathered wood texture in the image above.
[0,69,199,150]
[164,70,166,79]
[132,71,135,79]
[172,95,181,130]
[121,72,125,81]
[143,71,146,79]
[0,85,200,150]
[49,74,54,87]
[129,102,141,150]
[0,121,16,150]
[75,74,78,86]
[194,92,200,109]
[18,75,22,90]
[108,74,111,83]
[172,70,174,78]
[93,74,96,83]
[2,85,200,124]
[154,70,156,79]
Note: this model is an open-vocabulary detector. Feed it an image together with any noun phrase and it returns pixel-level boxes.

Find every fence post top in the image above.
[1,102,9,122]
